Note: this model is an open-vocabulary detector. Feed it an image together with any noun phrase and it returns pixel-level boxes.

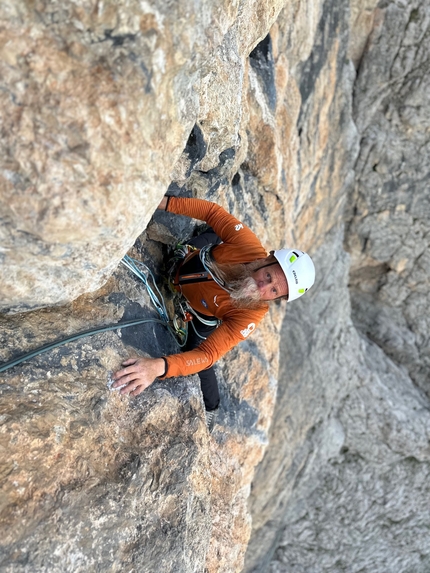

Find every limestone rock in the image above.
[0,223,280,573]
[0,0,283,313]
[1,0,430,571]
[246,1,430,572]
[246,231,430,573]
[0,257,213,572]
[1,0,287,567]
[345,0,430,396]
[348,0,379,67]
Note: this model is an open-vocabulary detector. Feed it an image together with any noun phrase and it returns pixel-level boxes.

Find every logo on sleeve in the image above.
[235,223,244,231]
[201,299,208,308]
[240,323,255,338]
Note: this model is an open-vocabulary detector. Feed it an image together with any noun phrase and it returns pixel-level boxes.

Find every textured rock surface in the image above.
[0,0,284,312]
[246,231,430,573]
[246,1,430,572]
[0,247,212,572]
[1,0,429,572]
[0,231,279,573]
[346,0,430,396]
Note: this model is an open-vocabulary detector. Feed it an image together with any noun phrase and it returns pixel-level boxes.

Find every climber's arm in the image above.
[156,196,266,254]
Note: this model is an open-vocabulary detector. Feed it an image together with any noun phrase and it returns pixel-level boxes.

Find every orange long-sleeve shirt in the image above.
[161,197,269,378]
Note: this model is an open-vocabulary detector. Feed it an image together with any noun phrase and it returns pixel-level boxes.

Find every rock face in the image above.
[245,1,430,572]
[0,0,285,312]
[0,234,278,573]
[346,1,430,396]
[1,0,429,573]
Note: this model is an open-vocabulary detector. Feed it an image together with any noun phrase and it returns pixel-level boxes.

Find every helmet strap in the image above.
[253,261,277,271]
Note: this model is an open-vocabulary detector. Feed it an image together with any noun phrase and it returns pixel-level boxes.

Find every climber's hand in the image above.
[112,357,166,397]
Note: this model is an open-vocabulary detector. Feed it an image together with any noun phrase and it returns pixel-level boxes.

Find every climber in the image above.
[112,196,315,430]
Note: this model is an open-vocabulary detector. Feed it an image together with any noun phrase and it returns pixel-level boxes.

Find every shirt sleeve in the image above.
[159,308,268,378]
[166,196,265,251]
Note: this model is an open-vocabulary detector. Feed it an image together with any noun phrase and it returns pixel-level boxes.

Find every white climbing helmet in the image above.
[274,248,315,302]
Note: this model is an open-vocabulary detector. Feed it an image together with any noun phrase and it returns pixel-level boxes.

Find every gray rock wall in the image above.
[246,0,430,571]
[346,0,430,395]
[246,229,430,573]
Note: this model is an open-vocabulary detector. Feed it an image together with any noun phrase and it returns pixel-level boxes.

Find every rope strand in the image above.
[0,255,187,373]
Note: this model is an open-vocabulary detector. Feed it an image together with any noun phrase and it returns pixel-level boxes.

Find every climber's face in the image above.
[251,261,289,301]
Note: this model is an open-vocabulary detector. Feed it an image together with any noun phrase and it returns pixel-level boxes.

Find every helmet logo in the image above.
[292,270,298,284]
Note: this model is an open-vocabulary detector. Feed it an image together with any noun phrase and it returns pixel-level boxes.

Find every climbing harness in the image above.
[171,244,229,293]
[0,254,188,374]
[167,244,221,339]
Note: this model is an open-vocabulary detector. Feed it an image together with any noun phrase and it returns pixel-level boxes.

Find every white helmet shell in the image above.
[274,248,315,302]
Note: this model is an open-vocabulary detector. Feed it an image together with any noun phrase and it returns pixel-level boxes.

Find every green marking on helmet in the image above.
[289,255,297,263]
[299,288,305,294]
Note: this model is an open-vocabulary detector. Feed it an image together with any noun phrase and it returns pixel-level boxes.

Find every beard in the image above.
[206,259,266,310]
[228,275,262,308]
